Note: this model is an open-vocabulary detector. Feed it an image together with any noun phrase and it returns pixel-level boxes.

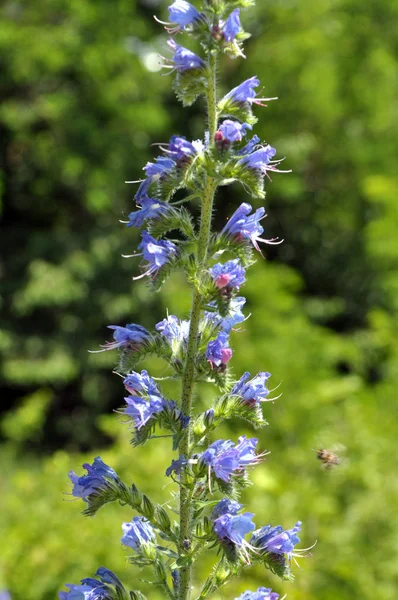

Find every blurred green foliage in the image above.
[0,0,397,599]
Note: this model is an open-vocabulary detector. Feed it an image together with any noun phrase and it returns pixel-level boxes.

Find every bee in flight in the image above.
[316,448,341,469]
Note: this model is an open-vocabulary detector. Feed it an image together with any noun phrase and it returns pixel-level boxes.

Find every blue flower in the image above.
[121,516,156,551]
[167,135,204,161]
[205,296,246,332]
[222,203,281,253]
[236,135,260,156]
[0,592,12,600]
[166,456,188,476]
[224,76,277,107]
[98,323,150,352]
[68,458,118,500]
[223,9,241,42]
[206,331,233,367]
[238,144,291,180]
[211,498,242,521]
[137,231,177,277]
[135,157,175,200]
[168,1,202,30]
[167,39,205,72]
[59,569,124,600]
[218,120,251,143]
[200,436,261,482]
[235,588,280,600]
[214,512,255,548]
[126,197,170,229]
[122,395,166,429]
[59,582,109,600]
[238,144,276,169]
[251,521,302,560]
[123,370,160,396]
[156,315,190,345]
[231,371,272,406]
[209,259,246,290]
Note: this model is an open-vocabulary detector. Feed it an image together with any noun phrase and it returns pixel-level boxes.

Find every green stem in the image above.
[178,52,218,600]
[160,579,176,600]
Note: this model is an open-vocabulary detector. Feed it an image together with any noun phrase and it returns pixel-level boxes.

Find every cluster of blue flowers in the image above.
[59,1,310,599]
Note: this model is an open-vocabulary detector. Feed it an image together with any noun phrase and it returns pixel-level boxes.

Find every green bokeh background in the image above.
[0,0,397,598]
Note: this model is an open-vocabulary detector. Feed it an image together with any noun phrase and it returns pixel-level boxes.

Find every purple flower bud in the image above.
[251,521,302,559]
[222,203,280,253]
[166,456,188,476]
[223,9,241,42]
[126,197,170,229]
[209,259,246,290]
[214,512,255,547]
[156,315,190,344]
[218,120,252,143]
[231,371,271,405]
[68,457,118,501]
[121,516,156,550]
[99,323,150,352]
[235,588,280,600]
[206,331,233,367]
[211,498,242,521]
[123,370,160,396]
[122,395,166,429]
[204,407,215,426]
[138,231,177,277]
[167,39,205,72]
[168,1,201,29]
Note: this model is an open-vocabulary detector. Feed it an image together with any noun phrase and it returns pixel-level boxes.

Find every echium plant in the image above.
[60,1,314,600]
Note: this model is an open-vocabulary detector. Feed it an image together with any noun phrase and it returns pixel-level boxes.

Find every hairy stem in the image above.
[178,52,218,600]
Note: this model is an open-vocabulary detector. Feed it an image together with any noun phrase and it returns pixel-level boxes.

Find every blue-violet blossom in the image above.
[231,371,272,406]
[98,323,150,352]
[121,395,166,429]
[166,456,188,477]
[121,516,156,551]
[156,314,190,346]
[219,120,252,143]
[200,435,262,482]
[206,331,233,367]
[136,231,177,278]
[224,76,277,107]
[160,1,202,34]
[222,202,281,252]
[223,9,242,42]
[251,521,302,560]
[205,296,246,332]
[166,135,204,162]
[235,588,280,600]
[132,156,175,201]
[209,259,246,290]
[59,581,109,600]
[68,457,117,501]
[123,369,160,396]
[212,498,242,520]
[214,511,255,561]
[167,39,205,72]
[126,197,170,229]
